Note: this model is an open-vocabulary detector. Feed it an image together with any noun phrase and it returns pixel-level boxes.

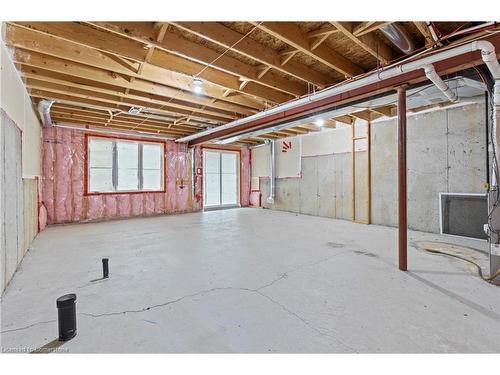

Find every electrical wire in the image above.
[486,86,500,237]
[129,22,264,132]
[414,243,500,282]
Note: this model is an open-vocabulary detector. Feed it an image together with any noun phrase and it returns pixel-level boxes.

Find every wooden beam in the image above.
[310,33,331,51]
[330,22,393,63]
[19,66,254,119]
[50,110,193,132]
[28,88,222,126]
[51,106,203,130]
[253,22,364,77]
[324,119,337,128]
[256,134,280,140]
[21,73,239,121]
[52,111,198,134]
[301,123,322,132]
[5,23,288,105]
[371,105,395,117]
[353,21,392,37]
[287,127,309,134]
[333,115,354,125]
[24,78,233,123]
[13,49,261,113]
[13,22,149,61]
[279,50,299,66]
[50,103,207,128]
[413,22,436,46]
[51,114,193,135]
[170,22,333,87]
[350,110,373,121]
[307,25,339,38]
[51,117,192,137]
[87,22,307,97]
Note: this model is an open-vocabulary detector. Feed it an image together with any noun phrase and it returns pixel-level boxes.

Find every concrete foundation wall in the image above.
[1,39,43,294]
[258,102,486,233]
[1,41,42,177]
[1,110,24,294]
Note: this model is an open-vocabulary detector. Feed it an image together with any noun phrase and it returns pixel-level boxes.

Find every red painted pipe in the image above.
[397,85,408,271]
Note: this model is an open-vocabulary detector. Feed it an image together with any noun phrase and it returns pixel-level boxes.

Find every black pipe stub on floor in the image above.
[102,258,109,279]
[56,293,77,342]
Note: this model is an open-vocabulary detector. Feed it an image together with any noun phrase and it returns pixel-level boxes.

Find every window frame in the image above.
[84,134,166,195]
[201,145,242,208]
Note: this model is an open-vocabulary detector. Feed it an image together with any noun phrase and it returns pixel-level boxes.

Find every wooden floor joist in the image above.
[2,21,482,141]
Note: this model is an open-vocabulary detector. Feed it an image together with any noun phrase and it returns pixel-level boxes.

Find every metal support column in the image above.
[397,85,408,271]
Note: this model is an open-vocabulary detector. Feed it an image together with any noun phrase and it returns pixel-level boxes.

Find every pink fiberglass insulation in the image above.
[240,145,251,207]
[42,127,55,222]
[71,130,85,222]
[154,192,164,214]
[176,143,190,212]
[131,194,144,216]
[104,195,118,218]
[54,128,71,222]
[117,195,131,217]
[42,127,250,224]
[87,195,104,221]
[193,146,203,210]
[144,193,155,215]
[249,191,261,207]
[38,203,47,231]
[165,141,177,212]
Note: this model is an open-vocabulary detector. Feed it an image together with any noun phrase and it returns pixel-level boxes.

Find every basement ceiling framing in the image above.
[2,21,492,144]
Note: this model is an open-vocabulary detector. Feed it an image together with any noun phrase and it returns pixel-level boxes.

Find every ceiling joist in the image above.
[330,22,394,63]
[170,22,333,87]
[252,22,364,77]
[2,21,477,142]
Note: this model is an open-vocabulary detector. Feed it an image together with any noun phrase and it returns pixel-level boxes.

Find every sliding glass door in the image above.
[203,150,239,209]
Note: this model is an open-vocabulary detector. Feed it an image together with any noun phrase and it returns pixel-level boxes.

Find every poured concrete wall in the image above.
[1,39,43,294]
[371,102,486,232]
[1,41,42,177]
[0,111,23,294]
[257,101,486,234]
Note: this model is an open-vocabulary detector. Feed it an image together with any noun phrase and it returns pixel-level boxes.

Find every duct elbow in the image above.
[37,100,55,127]
[423,64,458,103]
[472,40,500,80]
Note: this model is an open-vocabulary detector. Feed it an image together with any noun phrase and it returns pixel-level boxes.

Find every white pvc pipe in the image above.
[423,64,458,102]
[493,82,500,188]
[267,140,276,204]
[177,39,500,144]
[426,22,440,43]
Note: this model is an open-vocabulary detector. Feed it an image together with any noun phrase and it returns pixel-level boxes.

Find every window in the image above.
[87,137,164,193]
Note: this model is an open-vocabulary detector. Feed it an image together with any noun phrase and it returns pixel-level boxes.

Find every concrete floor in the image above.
[1,208,499,353]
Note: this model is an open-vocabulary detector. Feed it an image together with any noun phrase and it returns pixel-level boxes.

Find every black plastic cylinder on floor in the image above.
[102,258,109,279]
[56,294,77,341]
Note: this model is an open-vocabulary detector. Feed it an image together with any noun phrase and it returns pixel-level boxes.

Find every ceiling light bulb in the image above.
[315,118,325,127]
[193,78,203,94]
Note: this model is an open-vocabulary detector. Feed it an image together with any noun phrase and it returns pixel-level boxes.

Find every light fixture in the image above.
[128,107,142,115]
[193,78,203,94]
[314,118,325,127]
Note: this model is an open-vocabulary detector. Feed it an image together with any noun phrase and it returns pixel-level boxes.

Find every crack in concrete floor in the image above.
[1,249,356,351]
[0,319,57,335]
